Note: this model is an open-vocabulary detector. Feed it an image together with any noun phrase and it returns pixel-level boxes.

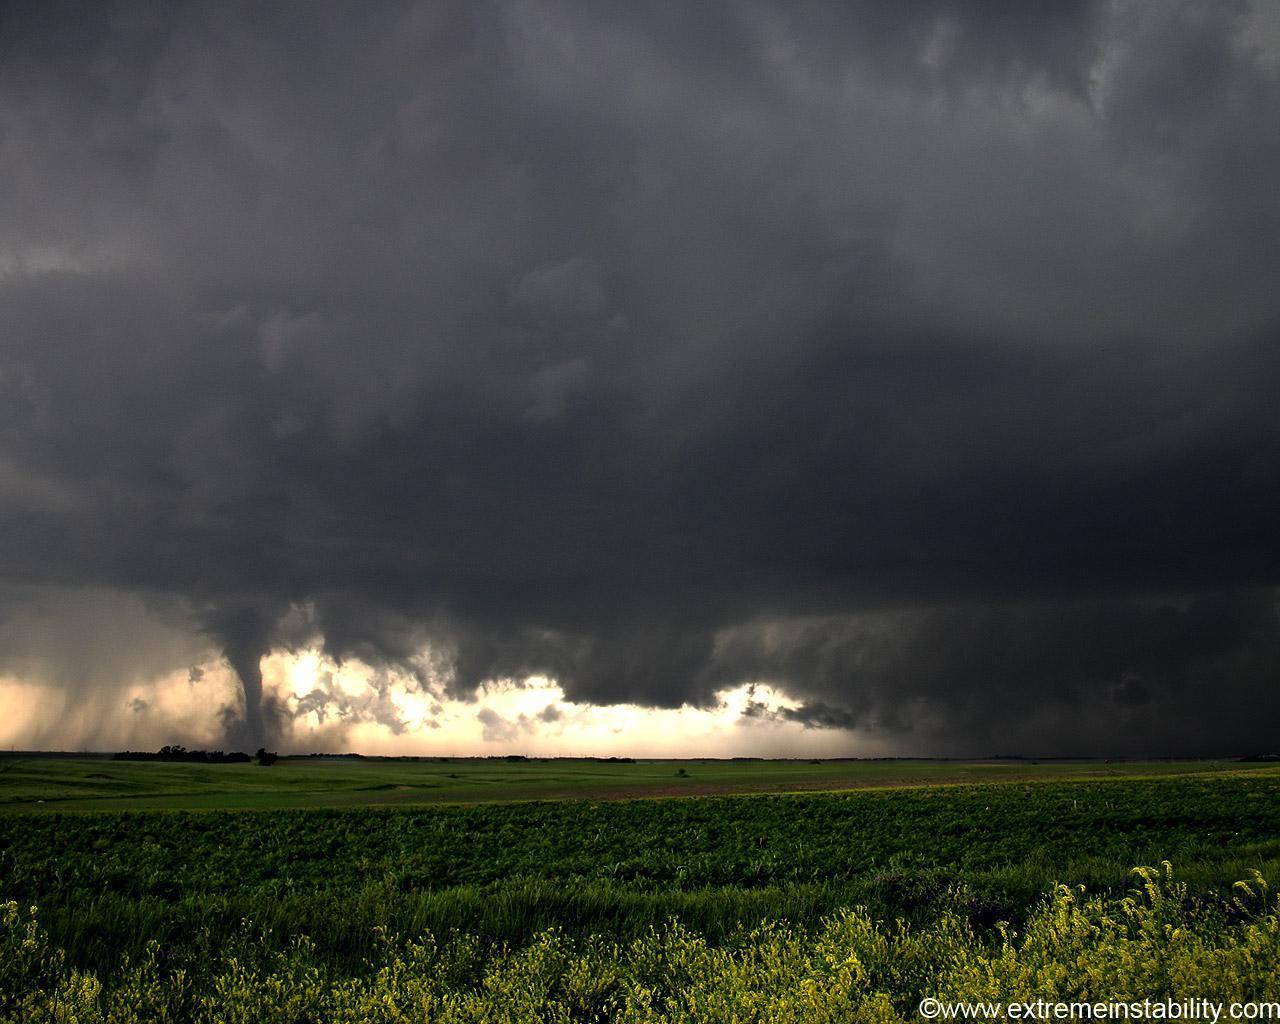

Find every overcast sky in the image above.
[3,0,1280,757]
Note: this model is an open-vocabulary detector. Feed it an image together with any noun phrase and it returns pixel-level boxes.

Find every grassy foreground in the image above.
[3,768,1280,1020]
[4,867,1279,1022]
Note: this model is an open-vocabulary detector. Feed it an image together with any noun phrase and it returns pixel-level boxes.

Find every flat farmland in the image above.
[4,762,1280,1021]
[0,754,1271,811]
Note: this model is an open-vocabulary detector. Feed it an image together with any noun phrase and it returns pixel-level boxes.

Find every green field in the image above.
[3,760,1280,1021]
[1,754,1271,811]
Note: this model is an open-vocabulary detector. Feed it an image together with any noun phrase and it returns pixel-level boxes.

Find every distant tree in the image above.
[114,746,250,763]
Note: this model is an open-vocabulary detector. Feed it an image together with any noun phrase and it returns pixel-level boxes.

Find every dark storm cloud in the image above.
[2,1,1280,751]
[710,589,1280,755]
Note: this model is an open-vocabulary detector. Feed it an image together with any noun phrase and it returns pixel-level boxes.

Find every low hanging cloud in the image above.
[2,2,1280,754]
[706,589,1280,755]
[476,707,528,745]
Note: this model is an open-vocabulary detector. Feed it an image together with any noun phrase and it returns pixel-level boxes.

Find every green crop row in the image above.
[4,775,1280,978]
[5,776,1279,899]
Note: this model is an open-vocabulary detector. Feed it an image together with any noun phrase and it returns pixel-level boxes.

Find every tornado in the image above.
[206,605,276,752]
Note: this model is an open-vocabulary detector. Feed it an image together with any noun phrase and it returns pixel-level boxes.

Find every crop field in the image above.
[0,754,1266,811]
[3,761,1280,1021]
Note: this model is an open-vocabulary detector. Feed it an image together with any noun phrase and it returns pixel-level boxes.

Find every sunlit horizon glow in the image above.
[0,648,887,758]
